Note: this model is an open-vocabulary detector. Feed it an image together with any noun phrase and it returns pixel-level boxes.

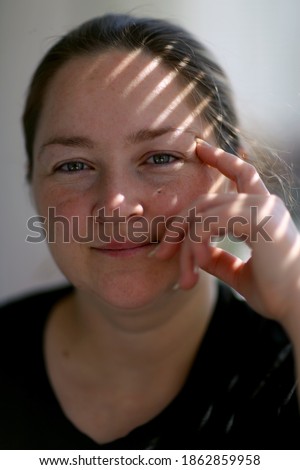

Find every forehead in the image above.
[46,49,188,99]
[34,49,205,150]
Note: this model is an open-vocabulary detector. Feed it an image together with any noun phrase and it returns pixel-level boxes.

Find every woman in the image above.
[1,13,300,450]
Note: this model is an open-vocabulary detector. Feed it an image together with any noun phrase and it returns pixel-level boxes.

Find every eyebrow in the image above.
[38,126,196,157]
[38,136,94,157]
[125,126,195,144]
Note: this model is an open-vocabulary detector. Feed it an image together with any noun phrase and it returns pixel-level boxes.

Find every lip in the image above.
[91,241,155,257]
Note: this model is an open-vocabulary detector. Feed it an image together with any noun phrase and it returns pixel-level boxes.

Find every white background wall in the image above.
[1,0,300,304]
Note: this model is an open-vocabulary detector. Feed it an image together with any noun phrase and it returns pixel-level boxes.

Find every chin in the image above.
[55,256,177,310]
[93,283,168,311]
[79,271,174,311]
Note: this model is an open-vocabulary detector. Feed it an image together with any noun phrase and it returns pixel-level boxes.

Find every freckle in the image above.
[62,349,70,359]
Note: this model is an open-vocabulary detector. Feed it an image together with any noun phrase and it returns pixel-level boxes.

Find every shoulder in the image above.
[0,284,74,346]
[0,284,73,315]
[0,283,74,376]
[0,284,74,449]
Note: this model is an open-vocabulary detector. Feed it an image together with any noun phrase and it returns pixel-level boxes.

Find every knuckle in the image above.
[239,161,257,179]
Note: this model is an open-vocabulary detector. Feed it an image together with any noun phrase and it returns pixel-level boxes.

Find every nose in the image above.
[92,175,144,222]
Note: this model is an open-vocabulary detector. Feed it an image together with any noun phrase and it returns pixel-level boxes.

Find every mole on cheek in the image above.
[152,187,164,197]
[153,188,178,208]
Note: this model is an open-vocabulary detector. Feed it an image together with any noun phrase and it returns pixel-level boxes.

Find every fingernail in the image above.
[148,246,159,258]
[196,138,211,148]
[193,265,201,275]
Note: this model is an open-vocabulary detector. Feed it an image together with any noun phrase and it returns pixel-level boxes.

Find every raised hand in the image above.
[153,140,300,323]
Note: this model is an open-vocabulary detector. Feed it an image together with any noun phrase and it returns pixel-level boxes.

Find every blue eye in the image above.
[147,154,177,165]
[58,161,89,172]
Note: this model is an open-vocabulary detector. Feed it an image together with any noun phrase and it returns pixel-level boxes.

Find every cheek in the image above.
[180,166,228,202]
[33,179,89,216]
[149,186,180,216]
[34,186,94,244]
[150,167,217,216]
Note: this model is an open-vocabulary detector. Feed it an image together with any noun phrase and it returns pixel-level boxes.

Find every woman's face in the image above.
[32,50,224,309]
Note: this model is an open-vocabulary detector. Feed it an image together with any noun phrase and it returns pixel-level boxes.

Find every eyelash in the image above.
[54,152,181,174]
[55,161,91,173]
[146,153,179,165]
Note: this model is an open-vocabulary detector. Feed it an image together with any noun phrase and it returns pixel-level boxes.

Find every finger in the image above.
[195,244,245,292]
[152,193,258,259]
[152,219,186,260]
[156,194,269,259]
[154,193,236,259]
[196,139,269,195]
[177,239,199,290]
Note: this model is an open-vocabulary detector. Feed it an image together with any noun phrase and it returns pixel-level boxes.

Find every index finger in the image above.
[196,139,270,195]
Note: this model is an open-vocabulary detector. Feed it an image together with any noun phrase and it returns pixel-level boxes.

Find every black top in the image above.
[0,283,299,450]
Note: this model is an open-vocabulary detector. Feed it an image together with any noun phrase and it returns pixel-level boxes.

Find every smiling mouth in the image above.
[91,242,156,257]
